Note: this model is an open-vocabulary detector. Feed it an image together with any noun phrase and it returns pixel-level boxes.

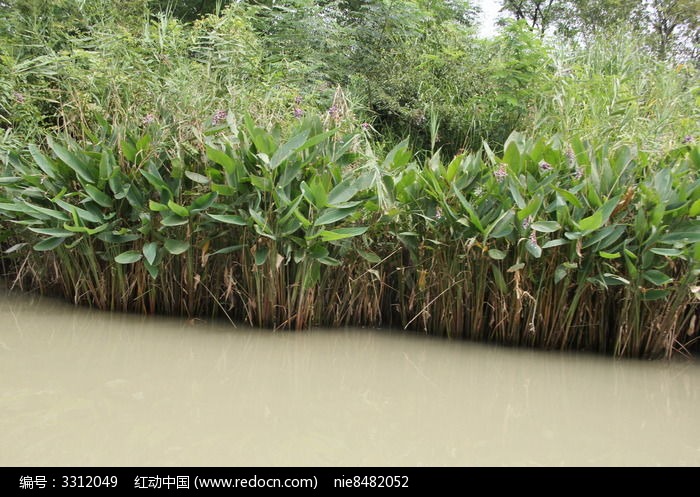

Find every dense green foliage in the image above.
[501,0,699,61]
[0,0,698,357]
[1,117,698,357]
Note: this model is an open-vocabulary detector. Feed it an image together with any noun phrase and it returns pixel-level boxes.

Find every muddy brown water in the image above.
[1,290,699,466]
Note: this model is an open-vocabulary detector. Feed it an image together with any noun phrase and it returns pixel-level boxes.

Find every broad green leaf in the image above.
[357,249,382,264]
[660,231,700,244]
[488,249,507,260]
[164,239,189,255]
[115,250,142,264]
[517,195,542,221]
[531,221,560,233]
[315,207,356,226]
[507,262,525,272]
[564,231,583,240]
[491,264,507,292]
[144,260,159,280]
[327,179,359,206]
[143,242,158,265]
[642,289,670,301]
[33,236,67,251]
[486,210,515,239]
[554,264,568,284]
[582,224,625,250]
[553,187,582,208]
[85,184,113,208]
[503,141,521,170]
[248,208,271,233]
[254,245,269,266]
[211,184,236,196]
[649,247,683,257]
[206,146,236,174]
[189,192,217,213]
[525,239,542,258]
[99,151,115,183]
[445,154,463,183]
[185,171,210,184]
[4,243,27,254]
[690,199,700,217]
[160,214,189,227]
[96,232,140,244]
[316,255,341,266]
[319,226,368,241]
[149,200,169,212]
[382,139,412,170]
[278,161,302,189]
[48,137,96,183]
[599,251,621,259]
[508,179,526,209]
[296,129,337,152]
[482,140,498,165]
[0,176,24,185]
[140,169,171,194]
[542,238,568,249]
[136,134,151,154]
[28,144,57,179]
[309,245,329,259]
[28,227,74,237]
[121,140,136,162]
[602,273,630,286]
[642,269,673,286]
[24,201,70,221]
[167,200,189,217]
[452,185,483,233]
[577,211,603,232]
[208,214,247,225]
[269,130,310,169]
[54,199,102,223]
[62,222,109,236]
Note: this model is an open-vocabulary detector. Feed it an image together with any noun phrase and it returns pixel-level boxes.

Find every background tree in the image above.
[500,0,563,34]
[557,0,641,37]
[642,0,700,60]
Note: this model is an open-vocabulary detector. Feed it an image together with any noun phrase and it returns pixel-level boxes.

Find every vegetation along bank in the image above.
[1,1,698,358]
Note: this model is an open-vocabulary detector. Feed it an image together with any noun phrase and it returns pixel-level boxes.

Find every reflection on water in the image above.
[1,290,699,466]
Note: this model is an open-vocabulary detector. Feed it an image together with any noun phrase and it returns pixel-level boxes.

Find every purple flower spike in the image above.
[683,135,694,145]
[13,92,25,104]
[539,160,553,171]
[529,230,539,247]
[494,163,507,182]
[328,105,340,119]
[142,113,155,125]
[212,109,228,125]
[293,107,304,118]
[294,95,303,105]
[361,122,370,130]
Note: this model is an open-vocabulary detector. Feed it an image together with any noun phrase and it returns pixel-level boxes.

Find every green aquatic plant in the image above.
[1,119,697,358]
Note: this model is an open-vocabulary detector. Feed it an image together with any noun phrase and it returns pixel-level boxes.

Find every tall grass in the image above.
[535,31,699,156]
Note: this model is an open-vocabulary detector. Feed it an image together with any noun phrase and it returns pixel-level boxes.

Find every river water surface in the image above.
[1,290,699,466]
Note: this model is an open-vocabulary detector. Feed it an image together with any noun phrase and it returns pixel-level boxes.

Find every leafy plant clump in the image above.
[1,116,697,358]
[1,1,698,358]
